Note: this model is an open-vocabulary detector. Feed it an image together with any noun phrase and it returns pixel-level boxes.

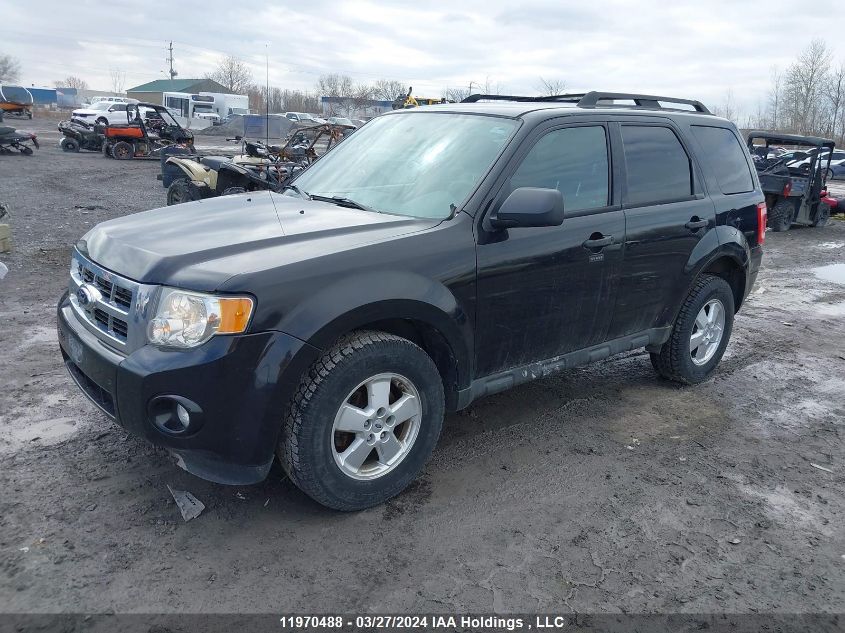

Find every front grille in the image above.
[69,251,148,351]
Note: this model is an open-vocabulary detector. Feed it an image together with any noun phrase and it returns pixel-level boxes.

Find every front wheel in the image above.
[167,179,202,205]
[650,275,735,385]
[60,137,79,152]
[279,331,445,511]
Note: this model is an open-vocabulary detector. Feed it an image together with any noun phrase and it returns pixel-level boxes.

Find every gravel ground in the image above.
[1,118,844,619]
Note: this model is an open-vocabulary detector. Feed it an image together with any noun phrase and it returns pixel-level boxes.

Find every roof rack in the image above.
[461,91,712,115]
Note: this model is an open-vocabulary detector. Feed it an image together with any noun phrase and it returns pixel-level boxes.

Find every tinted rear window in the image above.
[621,125,692,205]
[691,125,754,194]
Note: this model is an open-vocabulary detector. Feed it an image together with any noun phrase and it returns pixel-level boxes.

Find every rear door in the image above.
[607,119,716,338]
[474,121,625,377]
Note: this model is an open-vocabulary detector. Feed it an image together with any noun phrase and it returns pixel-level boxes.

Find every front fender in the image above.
[165,157,214,186]
[275,270,473,390]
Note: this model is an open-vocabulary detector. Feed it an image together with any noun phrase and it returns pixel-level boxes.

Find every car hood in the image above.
[72,108,102,116]
[80,191,441,290]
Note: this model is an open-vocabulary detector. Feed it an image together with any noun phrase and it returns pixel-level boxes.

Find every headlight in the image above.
[147,288,254,349]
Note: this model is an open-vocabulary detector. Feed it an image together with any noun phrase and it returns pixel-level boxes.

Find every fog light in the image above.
[148,395,203,436]
[176,403,190,427]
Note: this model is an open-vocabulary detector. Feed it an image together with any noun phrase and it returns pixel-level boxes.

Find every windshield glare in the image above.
[290,112,518,219]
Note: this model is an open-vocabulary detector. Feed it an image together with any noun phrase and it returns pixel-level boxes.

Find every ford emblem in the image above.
[77,283,102,307]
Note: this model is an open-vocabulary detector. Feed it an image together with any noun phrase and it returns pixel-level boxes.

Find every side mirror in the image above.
[490,187,564,229]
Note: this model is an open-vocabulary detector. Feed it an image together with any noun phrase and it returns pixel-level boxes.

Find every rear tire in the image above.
[167,179,202,205]
[768,198,793,232]
[111,141,134,160]
[650,275,734,385]
[279,331,445,511]
[813,203,831,227]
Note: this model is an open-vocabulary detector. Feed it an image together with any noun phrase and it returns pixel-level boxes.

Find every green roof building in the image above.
[126,78,230,105]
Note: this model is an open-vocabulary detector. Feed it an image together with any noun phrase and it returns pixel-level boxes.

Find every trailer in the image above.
[162,92,220,126]
[199,92,250,121]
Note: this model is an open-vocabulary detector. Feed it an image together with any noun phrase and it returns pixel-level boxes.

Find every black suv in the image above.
[57,91,765,510]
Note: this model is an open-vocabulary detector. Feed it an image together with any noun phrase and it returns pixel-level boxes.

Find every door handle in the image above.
[582,235,614,249]
[685,218,708,230]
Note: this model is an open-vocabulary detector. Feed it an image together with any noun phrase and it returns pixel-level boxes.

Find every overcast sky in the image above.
[5,0,845,116]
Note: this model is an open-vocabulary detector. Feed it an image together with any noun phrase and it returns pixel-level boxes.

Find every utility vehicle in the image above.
[748,132,834,230]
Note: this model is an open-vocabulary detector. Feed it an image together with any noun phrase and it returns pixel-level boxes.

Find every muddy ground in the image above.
[1,118,844,620]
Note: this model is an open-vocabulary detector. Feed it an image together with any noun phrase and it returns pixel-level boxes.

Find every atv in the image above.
[159,123,353,205]
[102,102,194,160]
[58,119,104,152]
[747,132,834,231]
[0,124,39,155]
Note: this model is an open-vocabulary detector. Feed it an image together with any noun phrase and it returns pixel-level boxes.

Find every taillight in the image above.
[756,202,767,245]
[782,181,792,196]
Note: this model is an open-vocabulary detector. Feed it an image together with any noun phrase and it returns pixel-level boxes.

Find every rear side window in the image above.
[690,125,754,194]
[621,125,692,205]
[510,126,609,212]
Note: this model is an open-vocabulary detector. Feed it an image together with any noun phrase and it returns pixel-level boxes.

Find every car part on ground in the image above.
[0,125,39,155]
[101,102,194,161]
[58,91,765,510]
[748,131,834,231]
[58,120,104,152]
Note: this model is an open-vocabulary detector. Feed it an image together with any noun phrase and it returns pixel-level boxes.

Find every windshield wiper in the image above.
[281,184,311,200]
[309,194,380,213]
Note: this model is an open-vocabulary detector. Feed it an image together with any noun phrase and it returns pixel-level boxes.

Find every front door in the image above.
[475,122,625,377]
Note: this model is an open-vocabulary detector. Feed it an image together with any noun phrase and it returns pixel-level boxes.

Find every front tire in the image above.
[60,137,79,152]
[279,331,445,511]
[650,275,735,385]
[167,179,202,205]
[768,198,793,232]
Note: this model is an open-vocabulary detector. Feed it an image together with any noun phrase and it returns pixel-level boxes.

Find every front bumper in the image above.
[57,291,319,484]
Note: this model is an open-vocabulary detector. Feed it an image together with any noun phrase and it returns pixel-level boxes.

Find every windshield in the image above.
[90,102,111,111]
[290,112,519,219]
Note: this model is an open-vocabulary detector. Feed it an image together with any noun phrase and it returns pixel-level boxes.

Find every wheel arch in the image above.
[303,302,470,412]
[668,230,750,324]
[265,269,474,412]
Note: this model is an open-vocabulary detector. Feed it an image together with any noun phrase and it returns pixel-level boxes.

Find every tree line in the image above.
[714,39,845,144]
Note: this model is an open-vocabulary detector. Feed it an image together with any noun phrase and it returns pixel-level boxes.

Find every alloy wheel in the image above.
[331,372,422,480]
[690,299,725,366]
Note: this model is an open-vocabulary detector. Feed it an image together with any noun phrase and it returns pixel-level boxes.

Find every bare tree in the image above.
[371,79,406,102]
[537,77,567,96]
[57,76,89,90]
[713,88,738,123]
[281,89,318,113]
[0,54,21,83]
[767,68,783,130]
[208,56,253,94]
[443,78,501,103]
[783,39,831,134]
[825,63,845,141]
[110,69,126,95]
[316,73,354,98]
